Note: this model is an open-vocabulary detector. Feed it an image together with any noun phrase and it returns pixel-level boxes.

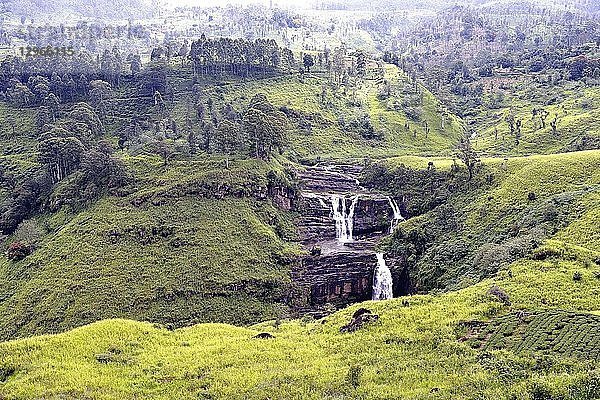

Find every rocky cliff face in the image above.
[290,163,411,316]
[292,251,376,313]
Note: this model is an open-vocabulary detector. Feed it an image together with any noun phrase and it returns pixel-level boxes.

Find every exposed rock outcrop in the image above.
[292,249,376,310]
[253,332,275,339]
[290,163,412,317]
[340,308,379,333]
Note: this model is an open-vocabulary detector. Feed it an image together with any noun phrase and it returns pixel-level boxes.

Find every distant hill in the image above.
[312,0,595,13]
[2,0,153,19]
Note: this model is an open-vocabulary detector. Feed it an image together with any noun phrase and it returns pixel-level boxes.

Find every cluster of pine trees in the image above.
[188,36,295,77]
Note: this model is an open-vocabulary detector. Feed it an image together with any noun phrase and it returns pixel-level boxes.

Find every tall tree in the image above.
[216,119,242,168]
[456,131,480,181]
[303,53,315,73]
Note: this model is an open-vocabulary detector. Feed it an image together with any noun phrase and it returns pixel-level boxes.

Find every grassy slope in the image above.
[0,156,300,340]
[474,81,600,157]
[1,64,599,399]
[0,151,598,399]
[4,63,460,340]
[380,150,600,290]
[180,64,463,161]
[0,252,598,399]
[478,310,600,359]
[0,103,38,196]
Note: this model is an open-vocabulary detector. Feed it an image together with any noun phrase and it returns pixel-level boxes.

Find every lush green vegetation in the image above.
[476,310,600,360]
[1,0,600,397]
[0,250,598,399]
[0,156,300,340]
[364,150,600,292]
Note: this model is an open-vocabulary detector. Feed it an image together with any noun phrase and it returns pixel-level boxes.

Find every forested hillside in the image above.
[1,0,152,18]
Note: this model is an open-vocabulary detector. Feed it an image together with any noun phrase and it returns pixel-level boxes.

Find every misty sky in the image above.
[163,0,314,9]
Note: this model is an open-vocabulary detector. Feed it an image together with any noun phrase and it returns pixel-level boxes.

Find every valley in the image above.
[0,0,599,398]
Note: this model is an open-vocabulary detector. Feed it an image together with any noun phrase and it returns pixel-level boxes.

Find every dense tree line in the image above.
[120,92,288,165]
[384,4,600,117]
[0,101,128,236]
[188,36,295,77]
[0,32,296,243]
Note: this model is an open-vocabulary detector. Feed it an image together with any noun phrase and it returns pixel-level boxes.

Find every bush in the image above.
[403,106,422,121]
[568,371,600,400]
[0,363,15,382]
[532,245,564,261]
[348,114,382,140]
[6,241,31,261]
[528,192,537,201]
[488,285,511,306]
[346,365,362,389]
[527,380,557,400]
[572,271,582,281]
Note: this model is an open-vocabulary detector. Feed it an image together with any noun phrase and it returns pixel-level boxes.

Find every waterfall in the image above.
[372,253,393,301]
[386,196,404,233]
[331,195,359,243]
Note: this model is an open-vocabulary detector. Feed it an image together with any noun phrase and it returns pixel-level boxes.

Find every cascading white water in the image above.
[331,194,359,243]
[372,252,393,301]
[386,196,404,233]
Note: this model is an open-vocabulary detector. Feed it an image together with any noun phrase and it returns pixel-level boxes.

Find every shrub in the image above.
[567,370,600,400]
[348,114,382,140]
[527,380,557,400]
[488,285,511,306]
[532,245,564,261]
[0,363,15,382]
[528,192,537,201]
[346,365,362,389]
[475,244,511,274]
[572,271,582,281]
[6,241,31,261]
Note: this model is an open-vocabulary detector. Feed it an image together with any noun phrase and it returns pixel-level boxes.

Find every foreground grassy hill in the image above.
[0,156,300,340]
[0,246,598,399]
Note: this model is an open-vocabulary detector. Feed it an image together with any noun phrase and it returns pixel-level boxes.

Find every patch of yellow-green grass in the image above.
[223,75,337,121]
[176,68,465,161]
[380,155,457,170]
[0,103,38,166]
[464,150,600,232]
[362,65,464,158]
[553,190,600,251]
[0,253,598,399]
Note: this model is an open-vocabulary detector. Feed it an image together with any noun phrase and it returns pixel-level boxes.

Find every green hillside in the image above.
[0,250,598,399]
[1,6,599,397]
[168,65,464,162]
[362,150,600,291]
[476,310,600,359]
[474,83,600,156]
[0,156,300,340]
[0,62,469,340]
[1,149,598,398]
